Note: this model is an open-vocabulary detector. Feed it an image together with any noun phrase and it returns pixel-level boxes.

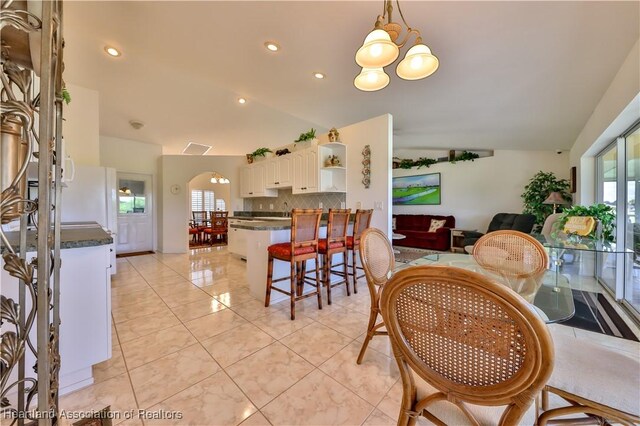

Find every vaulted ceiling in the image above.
[63,1,639,155]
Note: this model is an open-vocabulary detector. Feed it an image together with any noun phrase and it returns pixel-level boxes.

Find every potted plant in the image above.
[249,147,272,162]
[521,171,572,228]
[294,128,317,144]
[556,203,616,242]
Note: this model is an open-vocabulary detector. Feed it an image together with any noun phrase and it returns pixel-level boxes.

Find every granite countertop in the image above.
[2,226,113,254]
[230,218,333,231]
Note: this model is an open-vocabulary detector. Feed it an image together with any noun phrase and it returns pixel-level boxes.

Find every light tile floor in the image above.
[59,247,640,426]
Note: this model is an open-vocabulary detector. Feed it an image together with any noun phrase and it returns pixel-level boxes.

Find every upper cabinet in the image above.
[240,162,277,198]
[240,142,346,198]
[265,155,293,189]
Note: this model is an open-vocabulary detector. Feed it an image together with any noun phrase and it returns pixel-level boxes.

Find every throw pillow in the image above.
[428,219,447,233]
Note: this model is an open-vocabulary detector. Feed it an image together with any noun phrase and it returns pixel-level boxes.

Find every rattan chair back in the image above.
[352,209,373,245]
[291,209,322,251]
[327,209,351,245]
[360,228,395,287]
[380,265,554,424]
[473,230,549,279]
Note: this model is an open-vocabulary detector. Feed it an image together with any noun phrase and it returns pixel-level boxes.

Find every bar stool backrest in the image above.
[352,209,374,245]
[291,209,323,251]
[327,209,351,245]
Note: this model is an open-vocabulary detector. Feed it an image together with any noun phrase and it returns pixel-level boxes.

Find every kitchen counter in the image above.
[2,225,113,254]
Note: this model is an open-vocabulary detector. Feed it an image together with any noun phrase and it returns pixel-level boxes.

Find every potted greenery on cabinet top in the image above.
[294,128,317,144]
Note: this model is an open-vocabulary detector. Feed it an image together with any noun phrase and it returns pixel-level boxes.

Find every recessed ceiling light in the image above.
[104,46,121,57]
[238,98,247,104]
[313,72,326,79]
[264,41,280,52]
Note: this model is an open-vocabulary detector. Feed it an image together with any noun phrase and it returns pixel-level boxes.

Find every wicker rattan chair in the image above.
[380,265,554,425]
[356,227,394,364]
[265,209,323,320]
[472,230,549,280]
[318,208,351,304]
[538,337,639,425]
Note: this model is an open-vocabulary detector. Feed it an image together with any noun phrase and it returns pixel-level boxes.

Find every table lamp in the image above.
[543,191,569,213]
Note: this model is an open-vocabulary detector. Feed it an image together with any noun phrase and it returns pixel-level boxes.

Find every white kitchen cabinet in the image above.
[228,224,248,258]
[240,163,277,198]
[1,243,111,396]
[318,142,347,193]
[292,147,319,194]
[266,155,292,189]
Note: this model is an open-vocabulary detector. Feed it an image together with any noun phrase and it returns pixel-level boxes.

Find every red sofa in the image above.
[393,214,455,251]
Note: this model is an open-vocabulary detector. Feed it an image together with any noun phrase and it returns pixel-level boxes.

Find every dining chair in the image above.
[473,230,549,280]
[204,211,228,245]
[265,209,323,320]
[317,208,351,304]
[192,210,208,233]
[356,227,394,364]
[345,209,373,294]
[380,265,554,425]
[538,337,639,425]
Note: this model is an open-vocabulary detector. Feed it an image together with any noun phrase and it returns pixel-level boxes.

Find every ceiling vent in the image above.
[182,142,211,155]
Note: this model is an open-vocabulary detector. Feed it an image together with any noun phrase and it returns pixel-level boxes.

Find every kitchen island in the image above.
[229,217,345,302]
[1,223,113,395]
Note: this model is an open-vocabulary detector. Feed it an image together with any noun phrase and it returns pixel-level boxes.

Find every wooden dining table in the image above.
[394,253,575,324]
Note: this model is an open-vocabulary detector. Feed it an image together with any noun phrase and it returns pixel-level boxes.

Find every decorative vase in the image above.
[246,154,254,164]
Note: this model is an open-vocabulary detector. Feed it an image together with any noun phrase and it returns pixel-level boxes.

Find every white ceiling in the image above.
[63,1,639,155]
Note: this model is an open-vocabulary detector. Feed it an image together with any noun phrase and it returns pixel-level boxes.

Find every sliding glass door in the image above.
[625,125,640,313]
[596,144,618,293]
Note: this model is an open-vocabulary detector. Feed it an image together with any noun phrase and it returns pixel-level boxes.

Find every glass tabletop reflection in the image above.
[394,253,575,324]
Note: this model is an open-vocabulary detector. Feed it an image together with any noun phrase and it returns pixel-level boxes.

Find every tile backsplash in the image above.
[243,188,345,212]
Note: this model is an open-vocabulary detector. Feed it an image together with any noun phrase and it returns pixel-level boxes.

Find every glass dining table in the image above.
[394,253,575,324]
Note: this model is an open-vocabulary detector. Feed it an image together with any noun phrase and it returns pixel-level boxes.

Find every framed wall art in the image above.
[392,173,441,205]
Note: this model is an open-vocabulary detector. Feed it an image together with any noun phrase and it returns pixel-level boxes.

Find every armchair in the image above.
[462,213,536,249]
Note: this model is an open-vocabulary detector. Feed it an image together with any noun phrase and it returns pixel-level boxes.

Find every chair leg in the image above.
[290,260,296,320]
[324,253,332,305]
[357,309,379,364]
[351,248,358,294]
[315,255,322,310]
[265,254,274,307]
[343,251,350,296]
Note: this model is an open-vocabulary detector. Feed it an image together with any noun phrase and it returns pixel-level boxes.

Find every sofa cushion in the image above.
[428,219,447,232]
[488,213,536,233]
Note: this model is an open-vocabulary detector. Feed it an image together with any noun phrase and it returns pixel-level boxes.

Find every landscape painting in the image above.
[392,173,441,205]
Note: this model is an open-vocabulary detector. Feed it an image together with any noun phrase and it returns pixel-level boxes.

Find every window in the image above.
[191,190,215,212]
[118,179,146,214]
[216,199,226,211]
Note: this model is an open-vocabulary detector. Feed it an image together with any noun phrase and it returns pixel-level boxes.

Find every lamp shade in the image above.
[396,43,439,80]
[354,67,390,92]
[543,192,569,205]
[355,29,399,68]
[210,177,218,184]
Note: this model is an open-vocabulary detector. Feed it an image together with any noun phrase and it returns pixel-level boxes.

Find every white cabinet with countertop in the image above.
[1,226,112,396]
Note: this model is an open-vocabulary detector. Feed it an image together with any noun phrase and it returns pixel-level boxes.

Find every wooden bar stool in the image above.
[346,209,373,293]
[317,208,351,305]
[265,209,323,320]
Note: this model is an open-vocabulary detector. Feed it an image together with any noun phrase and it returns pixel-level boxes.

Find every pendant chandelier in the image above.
[210,172,230,184]
[354,0,439,91]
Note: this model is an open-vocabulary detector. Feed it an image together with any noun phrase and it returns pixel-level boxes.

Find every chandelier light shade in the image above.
[355,29,399,68]
[354,67,390,91]
[354,0,439,91]
[396,44,439,80]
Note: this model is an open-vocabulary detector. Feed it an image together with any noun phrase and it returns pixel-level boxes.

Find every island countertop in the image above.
[229,218,335,231]
[2,225,113,254]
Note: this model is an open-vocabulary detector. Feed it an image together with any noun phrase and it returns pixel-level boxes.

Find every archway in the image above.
[187,171,232,249]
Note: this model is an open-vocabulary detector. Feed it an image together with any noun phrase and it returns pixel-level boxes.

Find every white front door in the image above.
[116,173,153,254]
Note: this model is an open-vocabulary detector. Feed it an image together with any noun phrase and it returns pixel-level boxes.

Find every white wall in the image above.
[188,173,231,211]
[64,83,100,166]
[570,38,640,204]
[393,150,570,232]
[342,114,393,236]
[159,155,245,253]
